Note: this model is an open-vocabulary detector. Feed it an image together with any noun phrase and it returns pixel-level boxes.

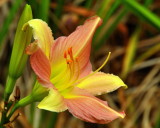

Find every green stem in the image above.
[47,113,58,128]
[0,109,8,125]
[8,94,35,120]
[7,83,48,120]
[3,76,16,102]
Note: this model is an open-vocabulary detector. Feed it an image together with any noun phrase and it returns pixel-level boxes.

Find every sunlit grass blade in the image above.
[121,0,160,29]
[121,28,141,79]
[0,0,23,46]
[94,8,127,50]
[135,42,160,63]
[97,0,113,18]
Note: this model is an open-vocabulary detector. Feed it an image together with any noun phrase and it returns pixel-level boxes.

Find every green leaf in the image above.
[0,0,23,46]
[93,0,121,49]
[121,28,141,79]
[94,8,127,50]
[121,0,160,29]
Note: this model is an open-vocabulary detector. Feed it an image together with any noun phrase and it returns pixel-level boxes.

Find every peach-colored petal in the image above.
[77,72,127,95]
[30,49,53,88]
[50,16,101,76]
[38,88,68,112]
[25,41,39,55]
[78,61,92,79]
[26,19,54,58]
[63,87,125,124]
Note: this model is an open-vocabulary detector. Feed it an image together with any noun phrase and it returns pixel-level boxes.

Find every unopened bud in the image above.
[9,4,32,79]
[4,4,33,102]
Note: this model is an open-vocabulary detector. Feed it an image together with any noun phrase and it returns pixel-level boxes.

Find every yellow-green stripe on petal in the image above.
[77,72,127,95]
[38,89,67,112]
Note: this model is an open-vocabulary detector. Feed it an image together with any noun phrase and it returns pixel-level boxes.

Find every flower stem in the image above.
[1,76,16,125]
[1,94,34,125]
[3,76,16,102]
[7,87,48,120]
[8,94,35,120]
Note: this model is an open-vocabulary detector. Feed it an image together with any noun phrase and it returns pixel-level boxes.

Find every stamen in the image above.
[62,47,82,88]
[64,51,67,58]
[68,47,72,55]
[67,59,73,64]
[68,47,74,60]
[77,52,111,83]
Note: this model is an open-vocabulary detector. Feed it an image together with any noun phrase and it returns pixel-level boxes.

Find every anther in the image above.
[64,51,67,58]
[68,47,73,60]
[67,59,73,64]
[68,47,72,54]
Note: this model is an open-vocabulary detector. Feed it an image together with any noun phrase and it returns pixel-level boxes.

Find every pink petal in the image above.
[50,16,102,76]
[78,61,92,79]
[63,87,125,124]
[30,49,53,88]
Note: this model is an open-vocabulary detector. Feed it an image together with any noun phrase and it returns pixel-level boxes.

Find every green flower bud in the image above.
[4,4,33,102]
[9,4,32,78]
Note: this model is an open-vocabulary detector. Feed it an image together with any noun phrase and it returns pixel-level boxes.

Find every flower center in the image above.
[63,47,80,81]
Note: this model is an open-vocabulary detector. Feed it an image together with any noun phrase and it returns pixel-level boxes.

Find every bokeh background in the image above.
[0,0,160,128]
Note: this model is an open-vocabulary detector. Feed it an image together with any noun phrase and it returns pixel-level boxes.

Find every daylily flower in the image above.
[25,16,127,124]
